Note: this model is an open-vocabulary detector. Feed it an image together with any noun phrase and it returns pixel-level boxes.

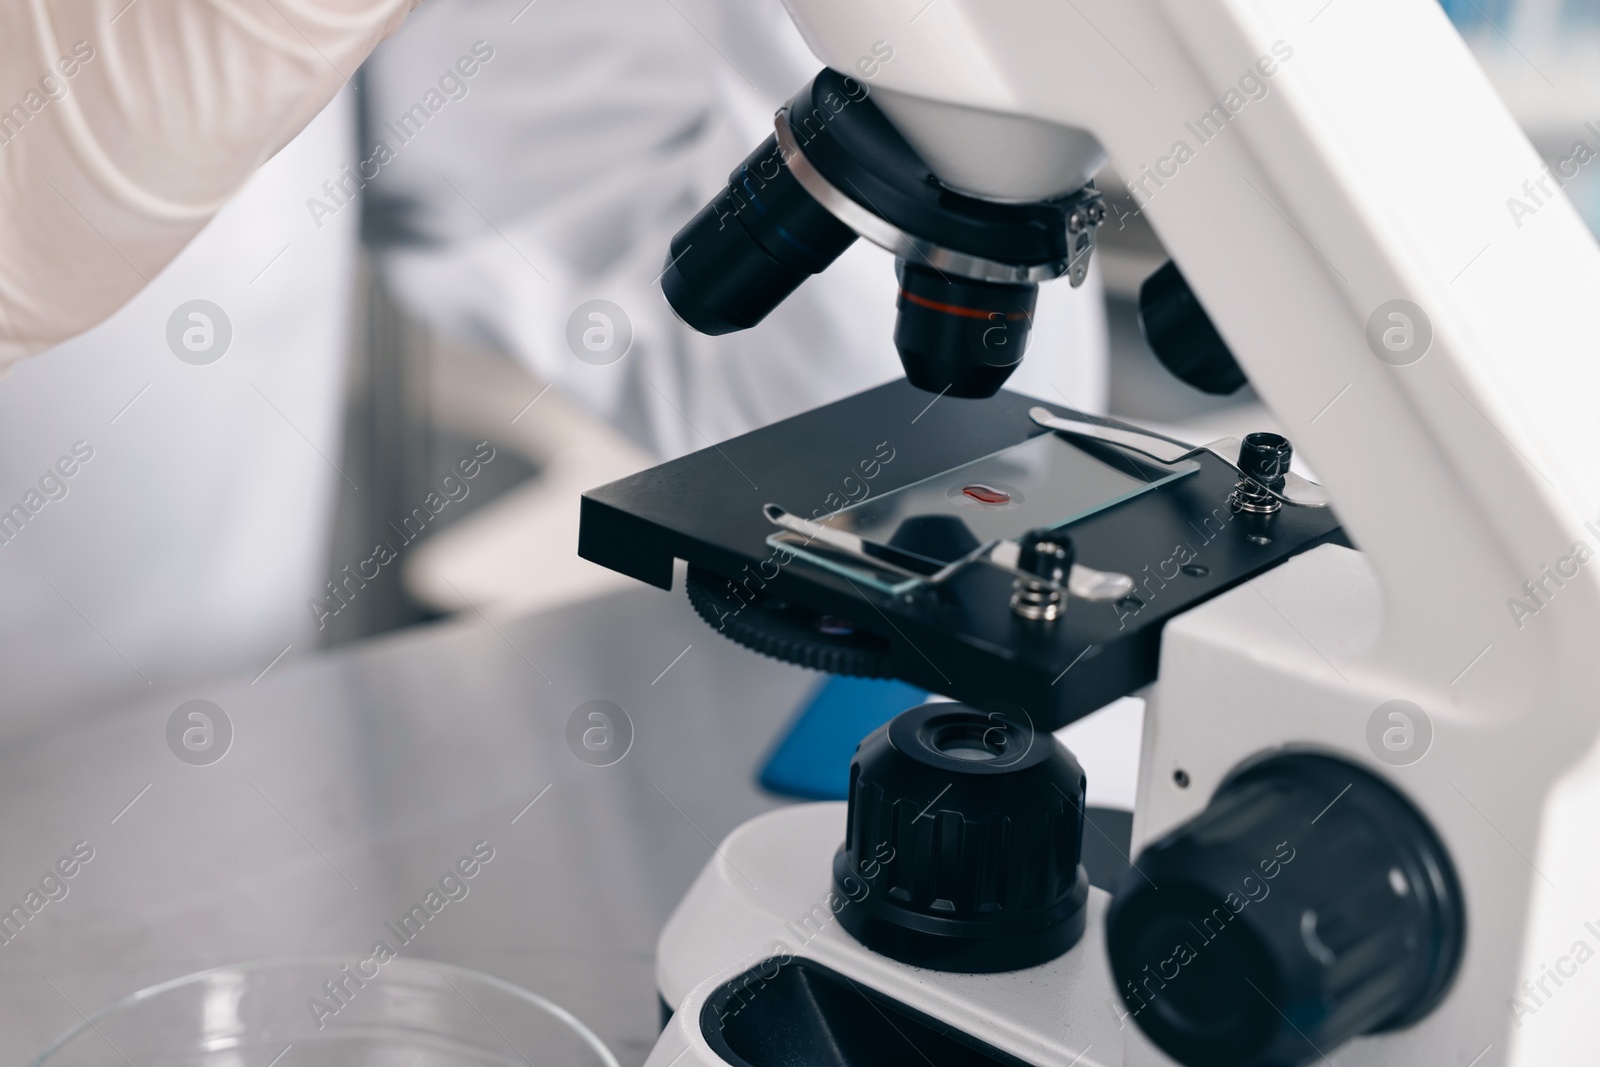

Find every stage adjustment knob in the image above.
[833,703,1090,972]
[1106,753,1464,1067]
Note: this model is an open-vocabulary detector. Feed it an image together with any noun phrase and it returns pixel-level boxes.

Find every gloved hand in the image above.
[0,0,417,365]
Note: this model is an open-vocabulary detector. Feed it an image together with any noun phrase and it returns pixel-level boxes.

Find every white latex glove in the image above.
[0,0,416,365]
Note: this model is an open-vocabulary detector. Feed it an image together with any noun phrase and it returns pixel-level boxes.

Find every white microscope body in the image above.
[645,1,1600,1063]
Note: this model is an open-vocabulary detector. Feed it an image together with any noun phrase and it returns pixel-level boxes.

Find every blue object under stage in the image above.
[757,675,928,800]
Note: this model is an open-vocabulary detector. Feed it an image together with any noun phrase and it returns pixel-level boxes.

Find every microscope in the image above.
[579,1,1600,1063]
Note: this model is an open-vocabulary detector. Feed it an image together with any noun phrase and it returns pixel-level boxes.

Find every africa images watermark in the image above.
[1507,915,1600,1029]
[308,442,497,630]
[1121,41,1295,216]
[705,441,896,633]
[1504,517,1600,631]
[0,841,95,949]
[706,44,892,238]
[1115,841,1298,1026]
[1114,489,1248,631]
[305,40,496,230]
[709,838,896,1028]
[166,700,233,767]
[306,839,496,1028]
[0,441,95,548]
[566,699,633,768]
[0,40,96,150]
[1504,127,1600,229]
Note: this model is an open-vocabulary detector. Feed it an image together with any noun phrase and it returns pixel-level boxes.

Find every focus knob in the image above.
[833,703,1090,972]
[1106,753,1464,1067]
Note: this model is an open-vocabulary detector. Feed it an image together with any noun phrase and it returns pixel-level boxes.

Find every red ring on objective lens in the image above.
[899,289,1031,321]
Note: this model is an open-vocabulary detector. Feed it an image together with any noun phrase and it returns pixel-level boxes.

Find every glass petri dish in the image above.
[29,957,621,1067]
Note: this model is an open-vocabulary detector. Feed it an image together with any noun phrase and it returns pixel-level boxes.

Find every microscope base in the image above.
[646,803,1136,1067]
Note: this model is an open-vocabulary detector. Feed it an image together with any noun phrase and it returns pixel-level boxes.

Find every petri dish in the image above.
[29,957,620,1067]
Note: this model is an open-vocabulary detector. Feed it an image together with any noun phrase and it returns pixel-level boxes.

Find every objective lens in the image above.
[893,262,1038,399]
[1138,260,1247,396]
[660,134,858,336]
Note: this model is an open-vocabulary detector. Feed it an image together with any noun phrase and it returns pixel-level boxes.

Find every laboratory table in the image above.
[0,580,819,1065]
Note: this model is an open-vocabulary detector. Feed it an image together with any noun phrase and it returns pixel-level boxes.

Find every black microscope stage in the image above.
[579,381,1344,730]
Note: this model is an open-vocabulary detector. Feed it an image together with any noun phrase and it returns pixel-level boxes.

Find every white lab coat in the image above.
[0,98,356,724]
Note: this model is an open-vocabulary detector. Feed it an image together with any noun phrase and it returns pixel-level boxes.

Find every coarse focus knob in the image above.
[1105,753,1464,1067]
[833,703,1090,973]
[1139,260,1248,396]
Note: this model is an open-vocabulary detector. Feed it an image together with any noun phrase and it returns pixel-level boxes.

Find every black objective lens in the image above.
[894,262,1037,399]
[660,134,857,336]
[1138,260,1247,396]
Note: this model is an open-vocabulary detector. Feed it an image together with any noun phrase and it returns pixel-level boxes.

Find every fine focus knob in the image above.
[833,703,1090,973]
[1139,260,1248,396]
[1106,753,1464,1067]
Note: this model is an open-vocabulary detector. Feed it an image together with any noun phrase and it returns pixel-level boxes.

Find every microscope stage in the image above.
[579,381,1344,729]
